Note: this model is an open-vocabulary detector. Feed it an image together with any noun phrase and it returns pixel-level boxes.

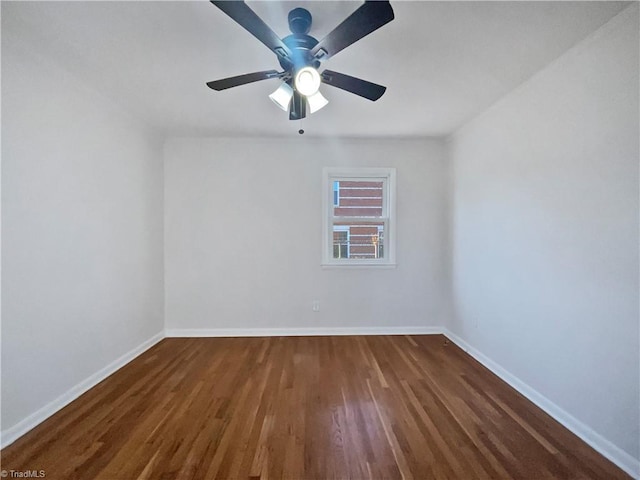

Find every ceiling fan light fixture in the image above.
[306,90,329,114]
[208,1,394,121]
[269,82,294,111]
[294,67,321,96]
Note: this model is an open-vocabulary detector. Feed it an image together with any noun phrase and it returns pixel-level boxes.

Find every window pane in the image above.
[332,221,384,259]
[333,230,349,259]
[333,180,383,217]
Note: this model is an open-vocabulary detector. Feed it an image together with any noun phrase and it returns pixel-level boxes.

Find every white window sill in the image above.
[321,263,397,269]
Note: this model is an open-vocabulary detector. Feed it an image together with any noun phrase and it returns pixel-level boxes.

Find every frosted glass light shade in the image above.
[269,82,294,111]
[307,90,329,113]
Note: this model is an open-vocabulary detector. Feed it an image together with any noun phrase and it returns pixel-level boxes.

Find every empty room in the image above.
[1,0,638,479]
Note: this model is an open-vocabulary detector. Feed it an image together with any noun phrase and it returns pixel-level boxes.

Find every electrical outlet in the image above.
[312,300,320,312]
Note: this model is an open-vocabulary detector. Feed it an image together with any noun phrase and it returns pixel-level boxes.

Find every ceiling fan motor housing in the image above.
[281,34,319,71]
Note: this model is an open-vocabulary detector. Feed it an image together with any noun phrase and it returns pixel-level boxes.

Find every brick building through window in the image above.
[332,180,385,259]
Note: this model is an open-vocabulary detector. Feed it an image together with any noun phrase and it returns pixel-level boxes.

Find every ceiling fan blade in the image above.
[309,1,394,62]
[210,1,293,63]
[207,70,282,91]
[289,91,307,120]
[321,70,386,101]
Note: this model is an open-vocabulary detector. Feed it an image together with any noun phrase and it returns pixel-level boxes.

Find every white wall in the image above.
[165,137,448,333]
[1,22,164,438]
[449,4,639,470]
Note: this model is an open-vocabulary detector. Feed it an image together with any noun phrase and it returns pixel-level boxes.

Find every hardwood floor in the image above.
[1,335,631,479]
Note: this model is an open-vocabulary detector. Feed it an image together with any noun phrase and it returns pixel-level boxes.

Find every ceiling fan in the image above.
[206,1,395,121]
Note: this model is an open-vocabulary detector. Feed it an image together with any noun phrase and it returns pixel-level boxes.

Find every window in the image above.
[322,167,396,266]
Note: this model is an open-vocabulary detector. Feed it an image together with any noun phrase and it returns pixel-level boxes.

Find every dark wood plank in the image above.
[1,335,632,479]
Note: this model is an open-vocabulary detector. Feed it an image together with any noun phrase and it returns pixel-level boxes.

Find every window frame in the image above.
[322,167,397,267]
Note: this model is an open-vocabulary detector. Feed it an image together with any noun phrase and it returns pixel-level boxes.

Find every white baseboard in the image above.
[165,326,444,338]
[442,328,640,479]
[0,331,165,449]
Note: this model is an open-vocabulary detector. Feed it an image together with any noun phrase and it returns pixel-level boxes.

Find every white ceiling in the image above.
[3,1,629,138]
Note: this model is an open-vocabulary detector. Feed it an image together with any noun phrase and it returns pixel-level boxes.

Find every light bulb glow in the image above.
[294,67,321,96]
[269,82,294,111]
